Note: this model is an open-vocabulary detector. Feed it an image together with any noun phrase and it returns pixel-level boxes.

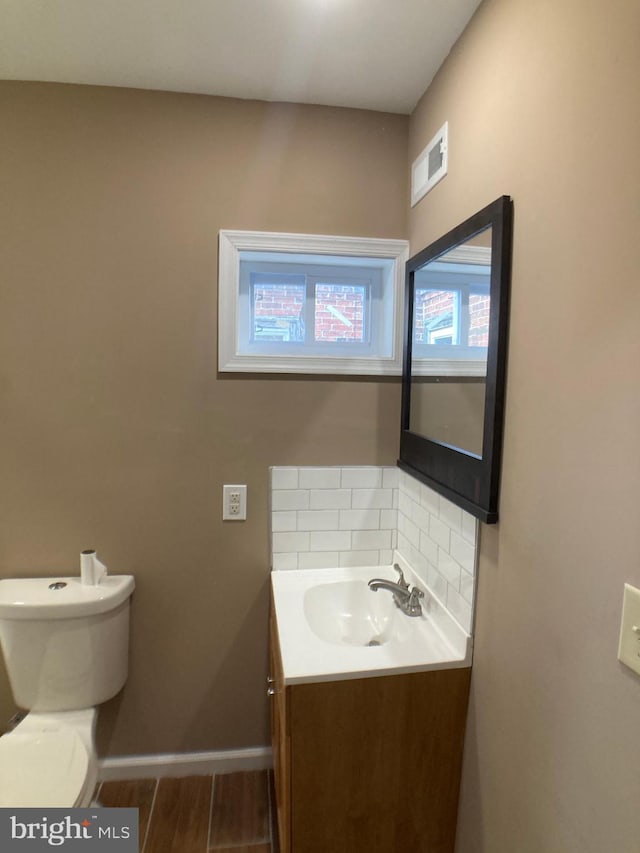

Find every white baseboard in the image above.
[98,746,273,781]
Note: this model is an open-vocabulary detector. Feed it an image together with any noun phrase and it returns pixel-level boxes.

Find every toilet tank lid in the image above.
[0,575,135,620]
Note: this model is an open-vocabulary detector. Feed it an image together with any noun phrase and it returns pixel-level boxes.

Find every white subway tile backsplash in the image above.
[341,467,382,489]
[400,470,421,501]
[446,586,472,633]
[272,552,299,571]
[429,515,451,551]
[299,551,340,569]
[462,511,477,545]
[270,465,477,635]
[397,490,413,519]
[297,510,340,531]
[352,529,393,551]
[439,498,462,535]
[352,488,395,509]
[309,489,352,510]
[380,509,398,531]
[405,547,430,587]
[299,467,342,489]
[271,467,299,490]
[339,509,381,530]
[396,472,477,631]
[419,484,439,516]
[272,511,298,532]
[426,564,448,603]
[418,530,439,566]
[396,531,411,558]
[272,489,310,511]
[399,514,421,549]
[450,532,476,574]
[437,550,462,588]
[460,568,474,604]
[339,550,380,567]
[272,531,310,553]
[310,530,351,551]
[410,501,430,531]
[382,467,399,489]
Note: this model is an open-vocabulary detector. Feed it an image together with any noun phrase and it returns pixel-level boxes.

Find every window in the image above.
[218,231,408,374]
[410,245,491,376]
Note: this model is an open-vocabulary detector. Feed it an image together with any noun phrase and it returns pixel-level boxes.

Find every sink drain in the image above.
[366,638,382,647]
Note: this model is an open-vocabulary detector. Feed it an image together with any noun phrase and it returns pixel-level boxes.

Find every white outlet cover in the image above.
[617,583,640,675]
[223,484,247,521]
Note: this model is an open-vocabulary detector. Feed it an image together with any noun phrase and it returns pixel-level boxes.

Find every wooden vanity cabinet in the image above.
[269,600,471,853]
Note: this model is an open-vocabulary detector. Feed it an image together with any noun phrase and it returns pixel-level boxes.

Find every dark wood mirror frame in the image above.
[399,195,514,523]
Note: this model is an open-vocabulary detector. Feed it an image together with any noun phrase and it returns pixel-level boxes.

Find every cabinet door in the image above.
[269,599,291,853]
[287,668,471,853]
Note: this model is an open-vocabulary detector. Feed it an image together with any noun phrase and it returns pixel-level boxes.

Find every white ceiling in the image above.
[0,0,482,114]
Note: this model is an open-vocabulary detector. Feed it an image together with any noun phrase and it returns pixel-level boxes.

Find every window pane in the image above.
[414,289,458,346]
[468,293,490,347]
[314,283,366,343]
[251,278,305,342]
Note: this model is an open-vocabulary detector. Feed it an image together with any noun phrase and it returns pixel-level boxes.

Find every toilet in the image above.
[0,573,134,807]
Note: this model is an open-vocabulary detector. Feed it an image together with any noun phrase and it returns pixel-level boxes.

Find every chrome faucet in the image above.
[368,564,424,617]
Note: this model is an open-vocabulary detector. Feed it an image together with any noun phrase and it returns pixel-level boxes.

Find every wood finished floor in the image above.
[97,770,275,853]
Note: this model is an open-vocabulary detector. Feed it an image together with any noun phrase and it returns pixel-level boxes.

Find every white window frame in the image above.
[218,230,409,375]
[411,244,492,377]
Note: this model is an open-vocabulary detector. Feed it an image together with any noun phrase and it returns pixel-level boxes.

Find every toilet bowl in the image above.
[0,573,134,807]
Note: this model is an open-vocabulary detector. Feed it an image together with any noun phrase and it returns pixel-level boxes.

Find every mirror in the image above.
[399,196,513,523]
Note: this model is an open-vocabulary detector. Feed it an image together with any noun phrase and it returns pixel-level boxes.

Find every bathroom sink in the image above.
[271,560,472,685]
[303,580,411,647]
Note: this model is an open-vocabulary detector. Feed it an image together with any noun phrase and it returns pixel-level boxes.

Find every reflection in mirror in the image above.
[399,196,513,523]
[409,227,492,456]
[409,377,485,457]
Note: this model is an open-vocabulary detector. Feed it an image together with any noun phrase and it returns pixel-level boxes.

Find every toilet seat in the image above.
[0,729,89,807]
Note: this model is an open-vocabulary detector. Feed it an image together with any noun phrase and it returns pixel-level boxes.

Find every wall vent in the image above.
[411,121,448,207]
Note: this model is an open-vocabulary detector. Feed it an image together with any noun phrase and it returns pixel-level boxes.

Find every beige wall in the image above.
[0,82,408,754]
[409,0,640,850]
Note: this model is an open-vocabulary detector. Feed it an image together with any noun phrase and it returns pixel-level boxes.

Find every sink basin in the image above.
[303,580,411,647]
[271,560,472,685]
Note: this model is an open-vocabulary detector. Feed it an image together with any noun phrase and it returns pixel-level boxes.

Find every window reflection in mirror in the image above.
[409,227,492,457]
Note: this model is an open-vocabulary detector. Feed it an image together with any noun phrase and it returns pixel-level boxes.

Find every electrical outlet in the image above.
[617,583,640,675]
[223,484,247,521]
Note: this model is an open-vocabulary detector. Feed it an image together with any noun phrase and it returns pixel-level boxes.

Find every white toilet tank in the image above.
[0,575,135,712]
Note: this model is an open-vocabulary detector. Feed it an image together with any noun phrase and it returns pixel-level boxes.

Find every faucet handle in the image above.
[407,585,425,616]
[393,563,409,590]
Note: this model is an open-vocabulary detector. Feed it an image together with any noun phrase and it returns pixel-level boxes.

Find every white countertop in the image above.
[271,553,472,685]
